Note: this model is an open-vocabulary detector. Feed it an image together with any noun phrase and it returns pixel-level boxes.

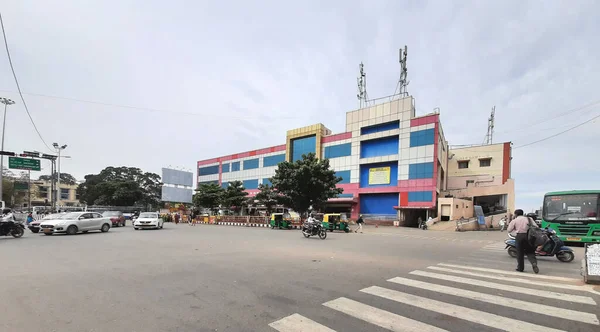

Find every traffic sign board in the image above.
[8,157,41,171]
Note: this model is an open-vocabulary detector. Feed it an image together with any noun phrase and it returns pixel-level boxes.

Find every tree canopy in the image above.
[222,180,248,213]
[38,172,77,185]
[76,166,162,207]
[254,183,279,215]
[193,183,224,211]
[270,153,342,216]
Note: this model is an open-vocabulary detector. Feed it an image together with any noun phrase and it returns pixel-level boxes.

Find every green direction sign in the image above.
[14,182,29,190]
[8,156,41,171]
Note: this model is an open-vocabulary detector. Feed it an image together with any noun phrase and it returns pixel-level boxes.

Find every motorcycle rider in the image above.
[306,213,318,232]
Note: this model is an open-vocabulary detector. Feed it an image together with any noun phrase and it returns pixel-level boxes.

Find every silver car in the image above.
[39,212,111,235]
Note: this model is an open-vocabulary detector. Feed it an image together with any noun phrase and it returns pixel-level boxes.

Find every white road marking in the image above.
[409,270,596,305]
[269,313,336,332]
[388,276,598,325]
[437,263,581,283]
[427,266,587,291]
[322,297,447,332]
[361,286,566,332]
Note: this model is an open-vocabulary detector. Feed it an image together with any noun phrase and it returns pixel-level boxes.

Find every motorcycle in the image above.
[504,228,574,262]
[419,219,428,230]
[0,220,25,238]
[301,220,327,239]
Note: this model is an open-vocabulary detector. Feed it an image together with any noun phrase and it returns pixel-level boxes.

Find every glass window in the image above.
[291,135,316,162]
[243,158,259,170]
[409,129,435,147]
[408,191,433,202]
[360,136,399,158]
[263,154,286,167]
[222,163,230,173]
[543,194,600,221]
[243,179,259,189]
[199,165,219,176]
[408,162,434,179]
[324,143,351,159]
[335,170,351,184]
[458,161,469,169]
[361,120,400,135]
[479,158,491,167]
[231,161,240,172]
[60,188,70,200]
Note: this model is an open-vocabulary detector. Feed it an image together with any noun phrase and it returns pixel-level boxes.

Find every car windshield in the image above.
[61,212,84,220]
[543,194,600,222]
[102,211,121,217]
[139,213,157,218]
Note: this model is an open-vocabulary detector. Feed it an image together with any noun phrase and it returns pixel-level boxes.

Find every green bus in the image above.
[541,190,600,243]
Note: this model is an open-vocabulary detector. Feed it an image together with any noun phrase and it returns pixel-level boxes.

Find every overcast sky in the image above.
[0,0,598,211]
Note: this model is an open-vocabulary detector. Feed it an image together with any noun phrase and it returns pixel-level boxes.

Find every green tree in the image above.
[271,153,342,216]
[38,172,78,185]
[193,183,224,212]
[76,166,162,207]
[254,183,279,215]
[222,180,248,214]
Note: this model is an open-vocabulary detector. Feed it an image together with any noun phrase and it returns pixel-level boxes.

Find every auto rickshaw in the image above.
[270,213,292,229]
[322,213,350,232]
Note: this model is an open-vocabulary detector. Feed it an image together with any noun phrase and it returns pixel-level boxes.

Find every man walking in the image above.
[507,209,539,273]
[354,215,364,233]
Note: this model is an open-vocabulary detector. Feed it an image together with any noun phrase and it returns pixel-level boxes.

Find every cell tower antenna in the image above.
[484,106,496,145]
[357,62,369,109]
[392,45,409,100]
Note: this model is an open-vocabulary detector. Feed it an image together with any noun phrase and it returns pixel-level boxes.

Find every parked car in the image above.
[39,212,111,235]
[102,211,126,227]
[28,213,66,233]
[133,212,163,230]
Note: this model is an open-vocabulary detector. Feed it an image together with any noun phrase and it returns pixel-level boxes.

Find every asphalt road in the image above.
[0,223,597,332]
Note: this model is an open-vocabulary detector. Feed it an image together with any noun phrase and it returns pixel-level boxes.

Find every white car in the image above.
[39,212,111,235]
[133,212,163,230]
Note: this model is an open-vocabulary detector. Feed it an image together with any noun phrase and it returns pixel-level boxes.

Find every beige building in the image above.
[30,180,82,208]
[440,142,514,220]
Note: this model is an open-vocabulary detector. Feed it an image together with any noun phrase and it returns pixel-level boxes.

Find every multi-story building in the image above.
[197,96,455,225]
[29,180,81,207]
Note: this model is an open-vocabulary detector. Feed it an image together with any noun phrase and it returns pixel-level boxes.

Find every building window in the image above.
[479,158,491,167]
[335,170,351,184]
[291,135,316,162]
[243,158,259,170]
[466,180,475,186]
[262,178,272,186]
[231,161,240,172]
[458,161,469,169]
[222,163,230,173]
[39,186,49,198]
[243,179,259,190]
[199,165,219,176]
[198,180,218,185]
[60,188,70,200]
[324,143,351,159]
[263,154,286,167]
[409,128,435,147]
[408,162,434,179]
[407,191,433,202]
[360,120,400,135]
[360,136,399,158]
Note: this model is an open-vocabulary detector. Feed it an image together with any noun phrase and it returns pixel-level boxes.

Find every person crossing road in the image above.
[507,209,539,273]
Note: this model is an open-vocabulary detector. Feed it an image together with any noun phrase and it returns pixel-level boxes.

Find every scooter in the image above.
[504,228,574,262]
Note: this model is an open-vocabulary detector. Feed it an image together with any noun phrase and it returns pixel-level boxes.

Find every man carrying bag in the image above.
[507,209,541,273]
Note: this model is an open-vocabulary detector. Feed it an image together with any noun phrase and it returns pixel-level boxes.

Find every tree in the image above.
[193,183,224,212]
[270,153,342,216]
[38,172,77,185]
[254,183,279,215]
[76,166,162,207]
[222,180,248,214]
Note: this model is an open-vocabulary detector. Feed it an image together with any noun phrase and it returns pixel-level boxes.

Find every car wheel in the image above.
[100,223,110,232]
[134,227,139,230]
[66,225,78,235]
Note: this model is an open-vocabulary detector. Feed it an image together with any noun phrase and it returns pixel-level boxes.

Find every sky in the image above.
[0,0,598,211]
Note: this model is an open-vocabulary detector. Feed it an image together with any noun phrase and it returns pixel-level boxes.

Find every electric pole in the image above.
[0,97,15,202]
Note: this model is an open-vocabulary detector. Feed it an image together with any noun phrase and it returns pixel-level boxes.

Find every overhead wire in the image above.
[0,11,53,151]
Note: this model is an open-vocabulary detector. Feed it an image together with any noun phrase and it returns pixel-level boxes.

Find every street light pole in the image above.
[52,143,67,207]
[0,97,16,202]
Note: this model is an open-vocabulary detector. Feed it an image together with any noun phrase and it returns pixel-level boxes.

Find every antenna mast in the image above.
[392,45,409,100]
[484,106,496,145]
[357,62,369,108]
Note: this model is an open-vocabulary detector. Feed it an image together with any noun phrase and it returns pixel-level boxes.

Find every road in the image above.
[0,223,597,332]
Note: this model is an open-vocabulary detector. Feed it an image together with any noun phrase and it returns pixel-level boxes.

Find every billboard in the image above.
[161,186,193,203]
[162,168,193,187]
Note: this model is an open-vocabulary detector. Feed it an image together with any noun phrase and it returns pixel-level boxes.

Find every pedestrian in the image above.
[354,214,364,233]
[174,213,180,225]
[507,209,539,274]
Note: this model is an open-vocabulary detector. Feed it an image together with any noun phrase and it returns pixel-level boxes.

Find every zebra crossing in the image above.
[268,242,599,332]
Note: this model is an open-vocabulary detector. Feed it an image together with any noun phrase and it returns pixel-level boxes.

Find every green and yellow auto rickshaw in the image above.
[322,213,350,233]
[270,213,292,229]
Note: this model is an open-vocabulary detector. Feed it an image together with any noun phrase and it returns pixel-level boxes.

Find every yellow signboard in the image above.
[368,167,391,185]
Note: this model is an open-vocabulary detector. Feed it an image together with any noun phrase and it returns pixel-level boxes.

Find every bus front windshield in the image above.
[543,194,600,222]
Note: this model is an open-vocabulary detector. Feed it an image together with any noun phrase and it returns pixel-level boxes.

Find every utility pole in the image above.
[40,153,58,211]
[28,169,31,211]
[0,97,15,202]
[52,143,67,208]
